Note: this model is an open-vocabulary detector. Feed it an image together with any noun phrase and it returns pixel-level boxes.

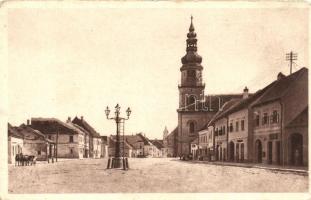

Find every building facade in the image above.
[31,118,85,159]
[72,116,102,158]
[198,129,209,160]
[163,127,178,157]
[252,68,308,166]
[8,124,23,165]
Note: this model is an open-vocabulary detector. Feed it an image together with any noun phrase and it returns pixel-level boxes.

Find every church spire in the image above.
[181,16,202,65]
[189,15,194,32]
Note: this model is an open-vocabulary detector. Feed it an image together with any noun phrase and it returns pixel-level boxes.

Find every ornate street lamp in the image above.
[106,104,131,170]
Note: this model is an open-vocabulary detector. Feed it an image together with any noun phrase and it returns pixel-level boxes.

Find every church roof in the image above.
[180,93,244,112]
[206,98,242,127]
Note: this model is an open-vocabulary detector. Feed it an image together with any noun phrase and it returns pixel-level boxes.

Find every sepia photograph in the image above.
[0,1,309,199]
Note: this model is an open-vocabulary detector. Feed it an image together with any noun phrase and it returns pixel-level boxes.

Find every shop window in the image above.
[241,120,245,131]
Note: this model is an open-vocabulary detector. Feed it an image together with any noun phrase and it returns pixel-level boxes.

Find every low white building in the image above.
[8,124,23,165]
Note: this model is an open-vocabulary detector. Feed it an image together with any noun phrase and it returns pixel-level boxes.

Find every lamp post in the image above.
[105,104,131,169]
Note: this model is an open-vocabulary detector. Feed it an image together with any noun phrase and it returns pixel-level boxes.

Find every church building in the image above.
[176,17,243,156]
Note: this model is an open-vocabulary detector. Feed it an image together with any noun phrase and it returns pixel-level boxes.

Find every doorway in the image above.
[241,143,244,162]
[235,143,239,162]
[276,141,281,165]
[255,140,262,163]
[290,133,303,166]
[268,141,273,164]
[229,141,234,161]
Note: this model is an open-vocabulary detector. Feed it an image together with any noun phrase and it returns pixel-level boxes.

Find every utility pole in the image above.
[286,51,297,74]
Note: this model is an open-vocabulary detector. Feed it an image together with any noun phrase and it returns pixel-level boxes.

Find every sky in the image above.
[7,3,309,139]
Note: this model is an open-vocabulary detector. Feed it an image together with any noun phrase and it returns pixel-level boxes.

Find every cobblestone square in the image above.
[9,158,308,193]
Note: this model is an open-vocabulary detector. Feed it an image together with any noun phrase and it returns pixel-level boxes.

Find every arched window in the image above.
[189,122,195,133]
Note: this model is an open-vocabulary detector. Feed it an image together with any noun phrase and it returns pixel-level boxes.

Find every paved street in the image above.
[9,158,308,193]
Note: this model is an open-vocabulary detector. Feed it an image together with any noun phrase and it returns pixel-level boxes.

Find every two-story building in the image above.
[252,68,308,166]
[150,139,164,157]
[226,86,273,163]
[198,128,209,160]
[31,117,85,159]
[72,116,102,158]
[211,99,242,161]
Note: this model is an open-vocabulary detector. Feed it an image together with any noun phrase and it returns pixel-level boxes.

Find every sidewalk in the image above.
[187,160,309,175]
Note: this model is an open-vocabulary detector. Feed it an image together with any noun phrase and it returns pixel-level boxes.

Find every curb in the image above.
[183,160,309,175]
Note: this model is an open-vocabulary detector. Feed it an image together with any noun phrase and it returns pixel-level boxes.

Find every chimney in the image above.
[243,87,249,99]
[27,119,30,126]
[277,72,286,80]
[67,117,71,123]
[81,116,84,121]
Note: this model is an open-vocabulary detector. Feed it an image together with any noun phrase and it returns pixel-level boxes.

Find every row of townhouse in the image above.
[108,133,164,158]
[195,67,308,166]
[8,116,108,164]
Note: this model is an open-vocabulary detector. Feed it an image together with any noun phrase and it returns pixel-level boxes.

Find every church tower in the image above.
[178,16,205,110]
[177,16,213,156]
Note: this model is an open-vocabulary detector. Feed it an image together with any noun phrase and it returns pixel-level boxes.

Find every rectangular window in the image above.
[48,135,52,140]
[255,115,260,127]
[229,123,233,132]
[37,150,41,155]
[215,128,218,136]
[235,121,239,131]
[69,135,74,143]
[223,126,226,135]
[272,110,279,123]
[241,120,245,131]
[262,113,268,125]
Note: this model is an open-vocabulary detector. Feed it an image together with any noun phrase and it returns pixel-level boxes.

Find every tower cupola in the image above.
[181,16,202,66]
